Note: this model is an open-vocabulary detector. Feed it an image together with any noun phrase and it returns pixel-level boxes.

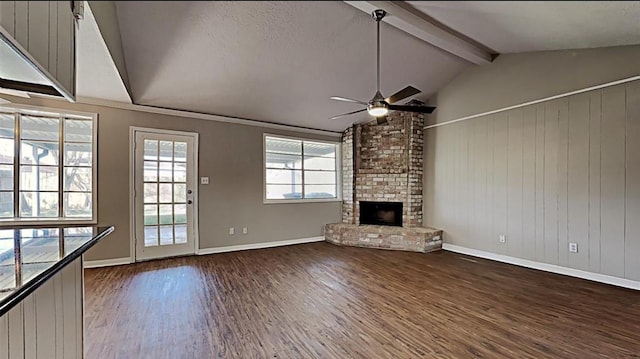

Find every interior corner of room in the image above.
[0,1,639,358]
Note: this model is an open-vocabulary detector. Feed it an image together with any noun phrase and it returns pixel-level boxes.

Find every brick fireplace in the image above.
[325,106,443,253]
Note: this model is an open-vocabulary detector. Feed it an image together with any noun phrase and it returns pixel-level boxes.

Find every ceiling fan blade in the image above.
[385,86,421,104]
[330,96,368,105]
[388,104,436,114]
[329,108,367,120]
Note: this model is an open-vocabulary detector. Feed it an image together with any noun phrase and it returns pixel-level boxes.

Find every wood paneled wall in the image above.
[424,80,640,281]
[0,1,75,97]
[0,258,83,359]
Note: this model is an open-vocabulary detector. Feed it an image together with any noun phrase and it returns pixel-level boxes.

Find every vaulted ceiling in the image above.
[76,1,640,132]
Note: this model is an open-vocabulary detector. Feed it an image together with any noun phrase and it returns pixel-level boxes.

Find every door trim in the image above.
[129,126,200,263]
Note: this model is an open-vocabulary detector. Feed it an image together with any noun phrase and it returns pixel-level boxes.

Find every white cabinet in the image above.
[0,1,76,100]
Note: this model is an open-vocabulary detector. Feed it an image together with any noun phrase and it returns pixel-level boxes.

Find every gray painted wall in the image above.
[425,80,640,281]
[1,95,341,261]
[428,45,640,126]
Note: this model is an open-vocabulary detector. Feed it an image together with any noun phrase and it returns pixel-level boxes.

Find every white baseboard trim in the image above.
[198,236,325,255]
[83,257,131,269]
[442,243,640,291]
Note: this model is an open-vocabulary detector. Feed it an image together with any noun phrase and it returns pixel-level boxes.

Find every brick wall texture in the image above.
[328,109,442,253]
[342,111,424,227]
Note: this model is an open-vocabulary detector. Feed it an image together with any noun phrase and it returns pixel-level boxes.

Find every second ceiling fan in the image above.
[329,9,436,121]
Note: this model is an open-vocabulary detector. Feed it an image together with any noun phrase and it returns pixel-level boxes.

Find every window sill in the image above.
[264,198,342,204]
[0,218,97,228]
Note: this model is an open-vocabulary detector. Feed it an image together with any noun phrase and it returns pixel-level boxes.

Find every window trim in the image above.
[0,104,98,226]
[263,133,341,204]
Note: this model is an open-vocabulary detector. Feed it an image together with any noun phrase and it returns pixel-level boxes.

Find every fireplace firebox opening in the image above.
[359,201,402,227]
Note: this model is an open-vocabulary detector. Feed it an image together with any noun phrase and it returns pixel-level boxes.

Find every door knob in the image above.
[187,189,192,194]
[187,200,193,204]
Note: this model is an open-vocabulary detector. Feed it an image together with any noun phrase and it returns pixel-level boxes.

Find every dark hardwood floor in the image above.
[84,242,640,359]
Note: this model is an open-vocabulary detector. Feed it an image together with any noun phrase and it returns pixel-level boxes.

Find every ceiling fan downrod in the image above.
[372,9,386,94]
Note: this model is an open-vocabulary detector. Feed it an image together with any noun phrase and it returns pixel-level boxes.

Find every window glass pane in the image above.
[20,228,60,264]
[0,114,14,138]
[174,204,186,224]
[304,171,336,185]
[64,227,93,237]
[144,226,158,247]
[64,143,92,166]
[0,112,95,220]
[175,224,187,244]
[266,184,302,200]
[144,204,158,225]
[303,142,336,158]
[0,192,13,218]
[159,183,172,203]
[174,142,186,162]
[159,225,173,245]
[265,137,301,155]
[64,167,92,191]
[266,169,302,185]
[20,166,58,191]
[144,140,158,161]
[0,165,12,190]
[173,163,186,183]
[20,192,59,217]
[20,116,59,141]
[159,141,173,161]
[304,156,335,171]
[173,184,186,203]
[0,231,11,263]
[0,230,15,289]
[266,152,302,169]
[20,141,59,165]
[63,227,93,254]
[0,264,15,291]
[304,185,337,198]
[159,162,172,182]
[143,161,157,182]
[22,262,56,283]
[159,204,172,224]
[63,192,92,217]
[144,183,157,203]
[64,119,92,143]
[0,138,14,163]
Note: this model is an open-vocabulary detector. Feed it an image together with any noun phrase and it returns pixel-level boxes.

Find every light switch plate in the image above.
[200,177,209,185]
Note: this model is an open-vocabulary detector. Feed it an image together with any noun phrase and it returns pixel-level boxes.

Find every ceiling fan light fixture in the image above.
[328,9,435,121]
[367,102,388,117]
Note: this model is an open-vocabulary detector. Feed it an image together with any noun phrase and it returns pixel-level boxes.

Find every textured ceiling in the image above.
[408,1,640,54]
[114,1,470,132]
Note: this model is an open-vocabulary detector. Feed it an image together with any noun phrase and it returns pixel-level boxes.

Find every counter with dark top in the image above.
[0,225,114,317]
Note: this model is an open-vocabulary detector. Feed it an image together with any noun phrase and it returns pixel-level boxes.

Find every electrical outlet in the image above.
[569,242,578,253]
[229,227,234,235]
[499,235,506,243]
[200,177,210,185]
[242,227,248,235]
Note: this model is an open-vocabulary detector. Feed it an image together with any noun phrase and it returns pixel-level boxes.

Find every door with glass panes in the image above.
[133,130,197,261]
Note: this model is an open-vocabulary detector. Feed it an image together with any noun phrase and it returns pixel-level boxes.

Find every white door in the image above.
[133,129,198,261]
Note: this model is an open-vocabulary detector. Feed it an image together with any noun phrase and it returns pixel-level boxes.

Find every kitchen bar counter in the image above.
[0,225,114,358]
